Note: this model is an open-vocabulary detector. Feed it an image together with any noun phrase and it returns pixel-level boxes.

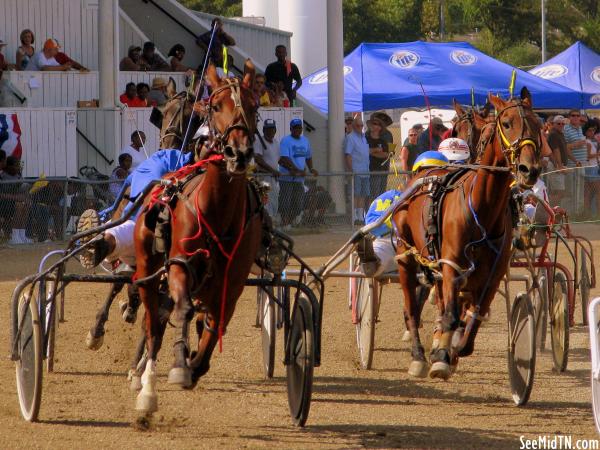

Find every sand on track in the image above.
[0,226,599,449]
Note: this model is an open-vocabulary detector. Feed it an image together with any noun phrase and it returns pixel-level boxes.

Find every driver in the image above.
[438,137,470,164]
[76,148,193,270]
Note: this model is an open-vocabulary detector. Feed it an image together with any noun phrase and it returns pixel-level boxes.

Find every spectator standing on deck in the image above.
[54,42,89,71]
[416,117,447,153]
[119,82,145,107]
[254,119,281,220]
[167,44,193,73]
[253,74,271,107]
[119,131,147,169]
[25,39,71,71]
[197,18,235,70]
[278,118,318,229]
[140,42,169,71]
[16,29,35,71]
[265,45,302,105]
[120,45,148,71]
[345,115,371,225]
[136,82,150,107]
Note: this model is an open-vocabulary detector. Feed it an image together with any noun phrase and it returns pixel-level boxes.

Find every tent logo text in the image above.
[308,66,353,84]
[450,50,477,66]
[389,50,420,69]
[530,64,568,79]
[591,67,600,85]
[590,94,600,106]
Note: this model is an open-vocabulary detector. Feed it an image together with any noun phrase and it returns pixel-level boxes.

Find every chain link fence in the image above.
[1,167,598,245]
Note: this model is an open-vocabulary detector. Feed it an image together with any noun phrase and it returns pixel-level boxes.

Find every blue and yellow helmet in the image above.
[412,150,449,172]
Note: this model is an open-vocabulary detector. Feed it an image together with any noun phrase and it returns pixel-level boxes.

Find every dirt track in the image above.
[1,227,599,449]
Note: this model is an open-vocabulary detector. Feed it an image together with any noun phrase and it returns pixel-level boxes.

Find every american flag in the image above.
[0,113,22,159]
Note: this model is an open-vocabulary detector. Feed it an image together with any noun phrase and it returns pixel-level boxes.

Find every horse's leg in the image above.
[128,319,147,391]
[119,284,141,324]
[397,255,428,378]
[166,263,194,388]
[189,311,220,386]
[86,282,125,350]
[429,264,460,380]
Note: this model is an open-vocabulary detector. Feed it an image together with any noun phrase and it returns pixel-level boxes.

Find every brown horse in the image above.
[394,87,542,380]
[451,100,491,160]
[133,61,262,413]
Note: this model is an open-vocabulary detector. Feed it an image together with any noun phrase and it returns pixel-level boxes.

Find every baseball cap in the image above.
[128,44,142,53]
[143,41,155,51]
[43,38,60,51]
[263,119,276,129]
[290,118,303,128]
[553,115,566,124]
[431,117,448,130]
[0,39,6,47]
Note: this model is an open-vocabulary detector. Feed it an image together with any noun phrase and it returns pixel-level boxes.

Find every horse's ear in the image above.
[166,77,177,99]
[481,102,491,118]
[488,93,505,113]
[242,58,255,90]
[206,64,220,88]
[453,99,464,116]
[520,86,532,108]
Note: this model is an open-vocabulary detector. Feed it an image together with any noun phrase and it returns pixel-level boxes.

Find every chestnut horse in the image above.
[133,61,262,413]
[451,100,491,160]
[394,88,542,380]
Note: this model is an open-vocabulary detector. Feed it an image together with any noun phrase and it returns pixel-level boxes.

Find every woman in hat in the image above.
[148,77,168,107]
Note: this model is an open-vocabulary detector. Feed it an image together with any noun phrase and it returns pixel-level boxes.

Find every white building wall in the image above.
[242,0,279,29]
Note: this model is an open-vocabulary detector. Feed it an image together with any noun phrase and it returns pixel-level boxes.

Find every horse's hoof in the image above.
[167,367,192,388]
[401,330,411,342]
[431,338,440,352]
[129,370,142,391]
[429,361,452,380]
[135,392,158,413]
[85,330,104,350]
[408,360,428,378]
[119,300,137,324]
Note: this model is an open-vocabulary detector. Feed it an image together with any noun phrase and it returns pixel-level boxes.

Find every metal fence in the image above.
[0,167,598,245]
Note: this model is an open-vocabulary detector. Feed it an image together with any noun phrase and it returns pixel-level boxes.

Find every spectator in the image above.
[119,131,147,169]
[302,179,332,228]
[54,41,89,71]
[0,40,9,72]
[16,29,35,70]
[25,176,53,242]
[344,115,370,225]
[270,80,289,107]
[254,119,281,219]
[197,18,236,69]
[110,153,133,198]
[278,118,318,229]
[140,41,169,71]
[136,82,150,106]
[148,77,168,107]
[253,74,271,106]
[564,109,587,213]
[0,156,31,244]
[120,45,148,71]
[544,115,554,136]
[546,115,568,205]
[265,45,302,104]
[416,117,447,153]
[400,126,420,173]
[167,44,192,73]
[367,116,393,200]
[583,120,600,214]
[119,82,145,107]
[25,38,72,71]
[344,116,353,135]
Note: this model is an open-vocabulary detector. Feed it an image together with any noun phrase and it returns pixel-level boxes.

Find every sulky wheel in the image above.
[531,268,549,352]
[11,277,44,422]
[588,298,600,434]
[550,271,570,372]
[507,292,536,406]
[580,248,591,326]
[354,276,377,370]
[42,274,61,373]
[286,294,314,427]
[259,286,277,379]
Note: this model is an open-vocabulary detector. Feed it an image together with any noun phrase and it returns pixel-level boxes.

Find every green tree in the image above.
[179,0,241,17]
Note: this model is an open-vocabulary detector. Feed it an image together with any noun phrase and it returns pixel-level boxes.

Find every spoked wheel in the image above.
[550,271,569,372]
[531,269,548,352]
[507,292,536,406]
[354,277,377,370]
[286,294,314,427]
[259,286,277,378]
[43,275,60,373]
[589,299,600,434]
[12,277,44,422]
[580,248,591,326]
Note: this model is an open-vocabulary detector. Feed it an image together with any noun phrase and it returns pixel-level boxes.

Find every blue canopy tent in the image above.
[529,41,600,109]
[298,41,582,113]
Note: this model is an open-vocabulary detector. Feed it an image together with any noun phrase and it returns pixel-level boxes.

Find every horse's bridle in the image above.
[493,102,540,169]
[206,78,255,153]
[452,110,476,159]
[159,92,191,148]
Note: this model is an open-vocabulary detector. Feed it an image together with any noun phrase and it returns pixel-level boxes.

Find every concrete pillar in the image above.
[99,0,118,108]
[278,0,327,75]
[326,0,345,214]
[243,0,279,28]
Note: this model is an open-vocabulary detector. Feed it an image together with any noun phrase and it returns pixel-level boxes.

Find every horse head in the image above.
[205,60,257,176]
[157,77,201,150]
[452,99,491,162]
[488,87,542,188]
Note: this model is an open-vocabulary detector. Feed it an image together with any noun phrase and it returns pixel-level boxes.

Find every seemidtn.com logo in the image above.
[520,435,599,449]
[389,50,420,69]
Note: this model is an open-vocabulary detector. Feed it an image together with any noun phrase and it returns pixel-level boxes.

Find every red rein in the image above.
[147,153,245,352]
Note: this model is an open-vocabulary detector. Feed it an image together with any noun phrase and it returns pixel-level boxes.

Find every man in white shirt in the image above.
[254,119,281,219]
[119,131,147,169]
[25,38,72,71]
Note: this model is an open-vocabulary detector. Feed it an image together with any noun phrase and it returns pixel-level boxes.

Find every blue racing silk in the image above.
[365,189,403,237]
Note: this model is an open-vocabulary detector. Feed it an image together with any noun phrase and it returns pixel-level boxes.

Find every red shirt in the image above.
[120,93,147,107]
[55,52,72,65]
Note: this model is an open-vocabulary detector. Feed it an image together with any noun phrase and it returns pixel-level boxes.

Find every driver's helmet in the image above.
[438,138,470,163]
[412,150,449,172]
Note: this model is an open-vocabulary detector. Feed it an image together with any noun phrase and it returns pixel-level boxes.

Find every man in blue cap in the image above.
[278,118,318,229]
